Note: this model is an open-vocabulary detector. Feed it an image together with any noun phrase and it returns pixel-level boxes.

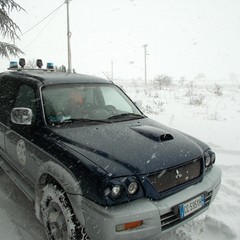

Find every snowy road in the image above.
[0,169,46,240]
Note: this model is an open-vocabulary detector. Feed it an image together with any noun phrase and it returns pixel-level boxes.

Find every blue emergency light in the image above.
[9,61,18,69]
[47,62,54,69]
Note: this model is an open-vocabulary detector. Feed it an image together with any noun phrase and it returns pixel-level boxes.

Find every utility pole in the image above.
[143,44,148,86]
[66,0,72,73]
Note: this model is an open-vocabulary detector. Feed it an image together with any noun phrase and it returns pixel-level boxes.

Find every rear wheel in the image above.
[40,184,90,240]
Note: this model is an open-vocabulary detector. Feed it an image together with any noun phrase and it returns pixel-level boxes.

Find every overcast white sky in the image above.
[1,0,240,82]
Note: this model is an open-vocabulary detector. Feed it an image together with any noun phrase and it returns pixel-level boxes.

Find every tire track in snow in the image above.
[0,207,22,240]
[0,170,46,240]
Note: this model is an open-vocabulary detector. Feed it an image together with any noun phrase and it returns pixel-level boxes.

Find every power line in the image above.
[24,6,61,48]
[20,3,65,37]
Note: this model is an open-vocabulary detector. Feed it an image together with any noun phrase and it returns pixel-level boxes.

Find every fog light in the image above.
[116,220,143,232]
[128,182,138,195]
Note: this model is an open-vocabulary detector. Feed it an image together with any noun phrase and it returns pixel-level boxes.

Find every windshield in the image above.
[41,83,144,125]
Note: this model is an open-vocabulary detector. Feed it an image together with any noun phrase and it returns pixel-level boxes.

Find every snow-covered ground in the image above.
[0,80,240,240]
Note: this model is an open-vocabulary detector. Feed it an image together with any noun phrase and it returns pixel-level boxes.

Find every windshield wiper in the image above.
[77,118,111,123]
[53,118,110,125]
[108,113,145,120]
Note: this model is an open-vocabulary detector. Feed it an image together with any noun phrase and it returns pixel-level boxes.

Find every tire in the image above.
[40,183,90,240]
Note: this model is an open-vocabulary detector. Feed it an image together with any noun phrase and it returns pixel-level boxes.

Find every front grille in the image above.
[160,191,213,231]
[148,158,202,193]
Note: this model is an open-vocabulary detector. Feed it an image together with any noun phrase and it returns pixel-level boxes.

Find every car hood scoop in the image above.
[51,118,208,177]
[130,125,174,142]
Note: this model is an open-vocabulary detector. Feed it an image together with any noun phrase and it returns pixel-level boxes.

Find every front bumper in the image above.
[81,165,221,240]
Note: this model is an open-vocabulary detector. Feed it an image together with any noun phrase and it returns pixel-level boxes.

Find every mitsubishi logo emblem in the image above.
[175,169,183,179]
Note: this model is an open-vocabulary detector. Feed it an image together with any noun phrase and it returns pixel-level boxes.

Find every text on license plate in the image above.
[179,194,205,219]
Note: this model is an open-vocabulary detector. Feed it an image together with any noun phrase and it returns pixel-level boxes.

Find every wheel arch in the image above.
[35,161,86,227]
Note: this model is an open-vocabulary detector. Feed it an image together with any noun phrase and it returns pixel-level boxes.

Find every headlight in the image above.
[128,181,138,195]
[211,152,216,164]
[111,185,122,198]
[205,156,211,167]
[204,149,216,170]
[104,181,124,199]
[104,177,142,204]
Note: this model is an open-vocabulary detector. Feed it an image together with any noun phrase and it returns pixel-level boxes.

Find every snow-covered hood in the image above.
[52,118,209,177]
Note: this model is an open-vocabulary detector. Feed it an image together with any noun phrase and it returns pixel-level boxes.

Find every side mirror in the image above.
[11,108,33,125]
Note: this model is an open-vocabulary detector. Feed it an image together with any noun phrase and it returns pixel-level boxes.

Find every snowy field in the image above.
[0,80,240,240]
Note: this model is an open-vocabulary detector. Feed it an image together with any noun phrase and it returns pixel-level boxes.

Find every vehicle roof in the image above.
[1,70,112,85]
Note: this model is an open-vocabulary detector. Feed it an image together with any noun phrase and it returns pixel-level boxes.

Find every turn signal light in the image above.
[116,220,143,232]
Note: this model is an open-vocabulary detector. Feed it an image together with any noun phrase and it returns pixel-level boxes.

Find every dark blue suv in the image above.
[0,63,221,240]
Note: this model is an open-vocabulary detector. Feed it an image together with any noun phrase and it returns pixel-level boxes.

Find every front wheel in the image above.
[40,184,90,240]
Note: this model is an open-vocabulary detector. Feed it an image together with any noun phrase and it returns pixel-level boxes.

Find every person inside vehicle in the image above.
[66,90,85,118]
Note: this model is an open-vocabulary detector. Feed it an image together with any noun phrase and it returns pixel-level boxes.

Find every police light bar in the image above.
[8,58,55,72]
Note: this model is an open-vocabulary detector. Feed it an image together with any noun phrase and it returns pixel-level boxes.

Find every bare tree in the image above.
[0,0,24,58]
[194,73,206,81]
[213,84,223,96]
[154,74,172,89]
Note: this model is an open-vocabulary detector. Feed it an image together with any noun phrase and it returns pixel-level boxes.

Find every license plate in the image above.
[179,194,205,219]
